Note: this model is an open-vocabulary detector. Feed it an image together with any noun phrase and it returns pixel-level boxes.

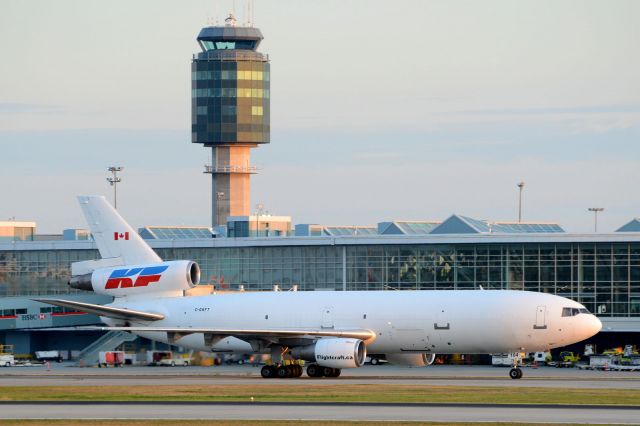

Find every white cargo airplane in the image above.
[37,196,601,379]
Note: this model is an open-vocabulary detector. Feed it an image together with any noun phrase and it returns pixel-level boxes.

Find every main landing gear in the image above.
[306,364,341,378]
[260,363,341,379]
[261,363,304,379]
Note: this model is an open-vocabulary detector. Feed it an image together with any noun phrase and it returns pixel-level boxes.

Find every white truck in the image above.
[0,353,15,367]
[35,351,63,363]
[491,353,524,367]
[0,345,15,367]
[147,351,191,367]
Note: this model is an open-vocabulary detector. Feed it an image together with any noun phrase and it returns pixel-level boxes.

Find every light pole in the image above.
[106,166,123,209]
[588,207,604,232]
[517,182,525,223]
[255,203,264,237]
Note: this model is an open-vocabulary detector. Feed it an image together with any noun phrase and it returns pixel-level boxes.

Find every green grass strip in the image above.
[1,384,639,406]
[0,421,611,426]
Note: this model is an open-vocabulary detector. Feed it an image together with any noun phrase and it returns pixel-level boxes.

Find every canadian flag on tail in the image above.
[114,232,129,241]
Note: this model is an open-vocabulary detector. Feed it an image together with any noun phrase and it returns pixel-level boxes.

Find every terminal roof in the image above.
[139,226,213,240]
[430,214,565,234]
[617,218,640,232]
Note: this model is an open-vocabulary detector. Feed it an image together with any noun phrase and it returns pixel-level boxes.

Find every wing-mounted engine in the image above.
[69,260,200,298]
[290,338,367,369]
[385,353,436,367]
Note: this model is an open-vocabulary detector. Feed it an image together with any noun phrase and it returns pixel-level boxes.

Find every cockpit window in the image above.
[579,308,590,314]
[562,307,583,317]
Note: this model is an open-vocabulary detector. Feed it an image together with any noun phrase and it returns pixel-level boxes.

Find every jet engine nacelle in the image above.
[69,260,200,297]
[385,353,436,367]
[291,338,367,369]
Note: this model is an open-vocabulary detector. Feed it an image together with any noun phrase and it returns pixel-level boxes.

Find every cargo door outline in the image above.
[321,306,334,329]
[533,305,547,330]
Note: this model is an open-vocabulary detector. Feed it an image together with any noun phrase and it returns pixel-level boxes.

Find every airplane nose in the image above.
[593,315,603,334]
[584,315,602,338]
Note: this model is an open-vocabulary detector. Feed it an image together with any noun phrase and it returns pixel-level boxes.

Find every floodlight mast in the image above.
[255,203,264,237]
[588,207,605,232]
[106,166,123,209]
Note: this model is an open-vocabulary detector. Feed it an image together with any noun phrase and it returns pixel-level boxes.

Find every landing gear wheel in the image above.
[277,365,292,378]
[509,367,523,379]
[293,365,303,377]
[370,357,379,365]
[307,364,321,378]
[329,368,341,378]
[322,367,335,377]
[261,365,275,378]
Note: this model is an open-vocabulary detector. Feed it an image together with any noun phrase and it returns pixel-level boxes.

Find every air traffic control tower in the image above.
[192,14,270,227]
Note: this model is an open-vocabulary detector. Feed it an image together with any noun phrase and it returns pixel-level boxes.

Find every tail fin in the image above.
[78,195,161,265]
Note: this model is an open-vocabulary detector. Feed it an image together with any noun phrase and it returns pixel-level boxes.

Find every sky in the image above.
[0,0,639,233]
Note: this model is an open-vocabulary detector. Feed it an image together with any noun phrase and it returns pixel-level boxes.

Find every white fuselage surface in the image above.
[108,290,601,355]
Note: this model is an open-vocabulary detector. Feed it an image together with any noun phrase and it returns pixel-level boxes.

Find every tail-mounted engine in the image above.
[291,338,367,369]
[69,260,200,297]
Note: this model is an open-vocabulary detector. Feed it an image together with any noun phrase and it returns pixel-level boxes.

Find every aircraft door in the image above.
[534,305,547,329]
[321,306,334,329]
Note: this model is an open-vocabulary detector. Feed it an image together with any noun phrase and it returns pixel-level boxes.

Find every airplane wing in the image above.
[33,298,165,321]
[34,298,375,342]
[85,326,375,341]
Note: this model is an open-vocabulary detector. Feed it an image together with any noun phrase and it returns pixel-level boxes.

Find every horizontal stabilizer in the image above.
[81,326,376,341]
[33,299,164,322]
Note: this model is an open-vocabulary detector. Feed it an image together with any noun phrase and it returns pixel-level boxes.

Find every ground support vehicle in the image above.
[492,353,524,367]
[147,350,191,366]
[35,351,63,363]
[0,354,15,367]
[531,351,552,365]
[0,345,15,367]
[577,354,614,370]
[98,351,125,367]
[555,351,580,368]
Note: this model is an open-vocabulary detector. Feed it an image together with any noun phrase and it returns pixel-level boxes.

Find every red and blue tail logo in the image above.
[105,265,169,289]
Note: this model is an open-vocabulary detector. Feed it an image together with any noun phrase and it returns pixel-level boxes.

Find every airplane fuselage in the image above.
[108,290,601,355]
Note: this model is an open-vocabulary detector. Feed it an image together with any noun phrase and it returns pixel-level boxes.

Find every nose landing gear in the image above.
[509,353,523,379]
[509,367,523,379]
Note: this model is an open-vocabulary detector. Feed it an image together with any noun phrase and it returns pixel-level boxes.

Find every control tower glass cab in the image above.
[191,14,270,227]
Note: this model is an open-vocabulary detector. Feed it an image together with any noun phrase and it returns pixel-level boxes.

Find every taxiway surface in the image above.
[1,401,640,424]
[2,363,640,389]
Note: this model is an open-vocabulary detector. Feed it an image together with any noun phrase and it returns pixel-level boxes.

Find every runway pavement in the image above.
[2,363,640,389]
[1,401,640,423]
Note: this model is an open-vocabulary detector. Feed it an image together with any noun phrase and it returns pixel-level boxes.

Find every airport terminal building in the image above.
[2,214,640,355]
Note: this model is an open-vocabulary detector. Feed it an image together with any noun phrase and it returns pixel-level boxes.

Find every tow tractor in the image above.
[555,351,580,368]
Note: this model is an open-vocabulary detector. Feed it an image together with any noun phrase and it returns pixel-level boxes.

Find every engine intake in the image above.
[291,338,366,369]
